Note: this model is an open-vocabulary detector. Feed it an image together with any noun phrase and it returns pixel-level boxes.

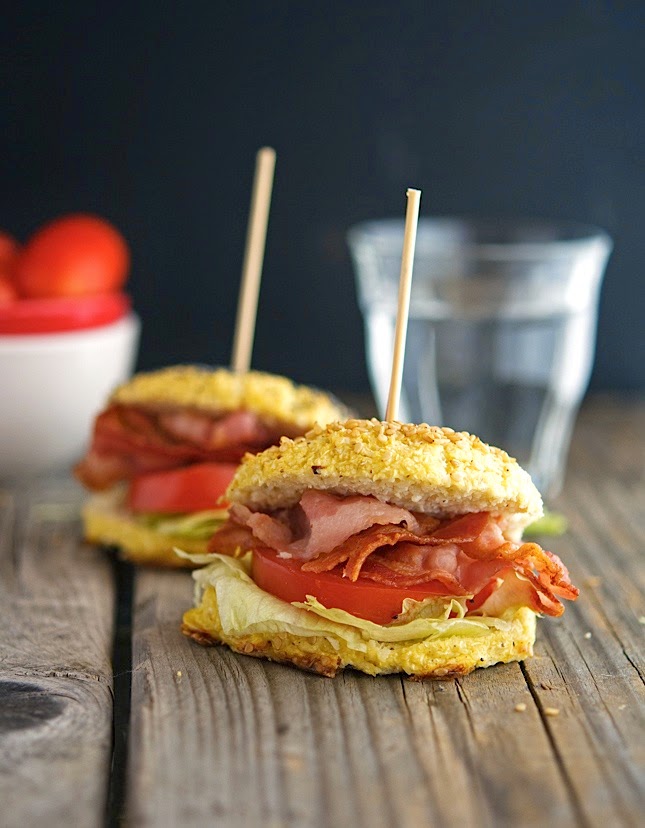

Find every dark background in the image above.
[2,1,643,394]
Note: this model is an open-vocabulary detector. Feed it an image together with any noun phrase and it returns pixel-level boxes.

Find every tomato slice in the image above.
[128,462,238,514]
[252,547,452,625]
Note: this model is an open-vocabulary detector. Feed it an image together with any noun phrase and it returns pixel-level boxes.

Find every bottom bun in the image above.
[181,554,536,678]
[82,490,210,568]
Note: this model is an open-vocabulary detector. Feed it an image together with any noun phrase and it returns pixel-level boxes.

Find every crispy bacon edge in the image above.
[206,495,579,618]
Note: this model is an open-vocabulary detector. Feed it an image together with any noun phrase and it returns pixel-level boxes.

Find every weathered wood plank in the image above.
[512,428,645,828]
[127,570,581,828]
[560,480,645,676]
[566,395,645,482]
[0,479,115,828]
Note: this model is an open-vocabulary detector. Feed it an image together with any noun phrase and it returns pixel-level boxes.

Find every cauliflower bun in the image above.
[74,366,348,567]
[181,419,579,677]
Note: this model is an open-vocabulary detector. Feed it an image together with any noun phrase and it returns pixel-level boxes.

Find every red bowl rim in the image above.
[0,292,131,334]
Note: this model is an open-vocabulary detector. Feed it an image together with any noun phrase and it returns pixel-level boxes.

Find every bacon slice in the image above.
[360,543,506,594]
[210,410,277,449]
[302,523,505,592]
[507,545,579,616]
[227,504,293,550]
[74,448,138,491]
[75,408,198,488]
[205,521,257,556]
[303,516,577,616]
[472,568,573,617]
[290,490,421,560]
[207,492,579,618]
[429,512,495,543]
[210,490,422,561]
[75,404,288,491]
[302,524,441,576]
[157,410,215,446]
[159,409,276,451]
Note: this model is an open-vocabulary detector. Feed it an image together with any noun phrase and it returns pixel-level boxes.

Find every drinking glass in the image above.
[348,217,612,498]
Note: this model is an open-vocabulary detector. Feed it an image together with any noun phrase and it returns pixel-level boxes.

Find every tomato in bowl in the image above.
[15,214,130,298]
[0,215,139,478]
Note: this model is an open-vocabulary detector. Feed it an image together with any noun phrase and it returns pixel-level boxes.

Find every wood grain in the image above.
[124,586,573,826]
[522,549,645,826]
[519,399,645,827]
[124,398,645,827]
[0,479,115,828]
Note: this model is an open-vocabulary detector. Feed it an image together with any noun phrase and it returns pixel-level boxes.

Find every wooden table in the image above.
[1,395,644,828]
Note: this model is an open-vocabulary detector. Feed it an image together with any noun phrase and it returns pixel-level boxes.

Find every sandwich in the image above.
[180,418,579,677]
[74,365,347,567]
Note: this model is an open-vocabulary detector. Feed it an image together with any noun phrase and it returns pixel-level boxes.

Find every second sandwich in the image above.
[75,365,347,566]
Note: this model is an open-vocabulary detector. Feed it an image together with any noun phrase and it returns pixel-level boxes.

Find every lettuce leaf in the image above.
[138,509,228,540]
[293,596,505,643]
[180,551,513,651]
[524,510,568,537]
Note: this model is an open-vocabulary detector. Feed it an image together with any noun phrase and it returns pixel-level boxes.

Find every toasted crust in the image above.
[227,419,543,531]
[109,365,347,430]
[182,584,536,678]
[81,491,208,568]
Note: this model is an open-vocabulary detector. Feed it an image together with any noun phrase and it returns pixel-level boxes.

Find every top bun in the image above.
[110,366,348,431]
[227,419,543,532]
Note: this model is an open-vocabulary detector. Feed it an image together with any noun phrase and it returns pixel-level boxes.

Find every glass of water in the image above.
[348,218,612,498]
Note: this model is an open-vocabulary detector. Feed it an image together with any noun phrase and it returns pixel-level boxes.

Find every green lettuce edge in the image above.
[138,508,229,540]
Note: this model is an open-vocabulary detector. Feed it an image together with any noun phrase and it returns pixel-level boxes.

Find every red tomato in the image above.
[15,214,130,298]
[0,232,20,274]
[252,547,451,625]
[128,463,238,514]
[0,274,18,304]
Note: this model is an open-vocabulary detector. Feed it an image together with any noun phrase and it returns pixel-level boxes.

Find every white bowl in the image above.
[0,313,140,479]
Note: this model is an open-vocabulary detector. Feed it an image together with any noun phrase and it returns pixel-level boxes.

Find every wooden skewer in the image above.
[231,146,277,374]
[385,188,422,421]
